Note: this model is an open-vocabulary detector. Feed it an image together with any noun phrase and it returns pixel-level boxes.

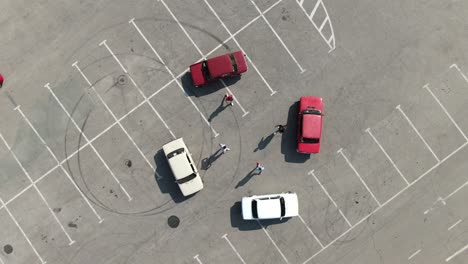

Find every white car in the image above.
[162,138,203,196]
[241,192,299,220]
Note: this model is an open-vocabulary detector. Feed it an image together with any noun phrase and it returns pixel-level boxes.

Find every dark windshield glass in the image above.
[167,148,185,159]
[202,61,211,80]
[176,173,197,184]
[252,200,258,219]
[303,109,321,115]
[229,54,238,72]
[302,137,320,143]
[280,197,286,217]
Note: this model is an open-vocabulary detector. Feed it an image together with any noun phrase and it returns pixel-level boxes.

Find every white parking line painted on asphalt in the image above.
[222,234,247,264]
[396,105,440,163]
[296,0,336,52]
[0,0,285,216]
[0,133,75,245]
[15,105,104,223]
[445,243,468,262]
[45,83,133,201]
[156,2,250,117]
[257,220,290,264]
[72,62,163,180]
[249,0,305,73]
[98,40,178,141]
[447,219,462,231]
[303,141,468,264]
[193,254,203,264]
[365,128,409,185]
[444,178,468,202]
[423,84,468,142]
[297,214,324,248]
[308,170,352,227]
[337,148,382,207]
[203,0,278,96]
[408,249,421,260]
[450,64,468,84]
[129,19,220,137]
[0,197,47,264]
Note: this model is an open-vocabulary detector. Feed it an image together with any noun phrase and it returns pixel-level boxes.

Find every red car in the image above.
[190,51,248,87]
[297,96,323,154]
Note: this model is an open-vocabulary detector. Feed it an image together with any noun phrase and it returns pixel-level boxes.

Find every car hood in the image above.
[190,62,207,86]
[178,175,204,196]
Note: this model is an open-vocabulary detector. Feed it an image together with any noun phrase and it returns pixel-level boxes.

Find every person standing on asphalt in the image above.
[274,124,286,134]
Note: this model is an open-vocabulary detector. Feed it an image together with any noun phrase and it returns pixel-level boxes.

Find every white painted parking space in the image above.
[72,61,164,180]
[249,0,305,73]
[258,216,323,263]
[0,133,75,245]
[0,198,46,264]
[341,129,408,204]
[429,64,468,141]
[369,108,440,183]
[222,234,247,264]
[129,19,220,137]
[203,0,278,96]
[98,40,179,140]
[46,83,133,201]
[193,254,203,264]
[446,244,468,262]
[221,229,288,264]
[14,105,104,223]
[312,151,380,225]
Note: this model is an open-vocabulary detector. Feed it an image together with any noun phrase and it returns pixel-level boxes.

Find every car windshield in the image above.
[202,61,211,80]
[252,200,258,219]
[175,173,197,184]
[229,54,238,72]
[166,148,185,159]
[280,197,286,217]
[303,109,321,115]
[302,137,320,143]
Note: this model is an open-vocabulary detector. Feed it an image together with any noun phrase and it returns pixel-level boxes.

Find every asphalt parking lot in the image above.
[0,0,467,263]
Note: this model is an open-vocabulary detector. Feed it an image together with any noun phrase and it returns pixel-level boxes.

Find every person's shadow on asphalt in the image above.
[253,133,275,152]
[235,168,261,188]
[201,148,224,170]
[208,98,229,122]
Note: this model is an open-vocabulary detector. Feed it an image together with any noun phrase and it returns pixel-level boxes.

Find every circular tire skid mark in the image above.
[52,18,244,217]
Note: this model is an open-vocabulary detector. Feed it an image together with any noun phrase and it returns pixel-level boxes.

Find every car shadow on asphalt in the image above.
[153,150,193,203]
[230,202,291,231]
[180,72,242,97]
[281,101,310,163]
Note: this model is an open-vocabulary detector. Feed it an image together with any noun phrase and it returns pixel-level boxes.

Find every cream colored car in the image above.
[162,138,203,196]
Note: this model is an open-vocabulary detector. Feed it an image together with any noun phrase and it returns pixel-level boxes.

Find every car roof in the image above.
[257,198,282,219]
[302,114,322,139]
[206,54,234,78]
[167,153,193,180]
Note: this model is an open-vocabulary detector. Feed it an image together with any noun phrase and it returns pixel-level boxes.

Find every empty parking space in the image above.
[0,144,30,202]
[429,65,468,140]
[0,209,39,263]
[344,130,408,203]
[370,109,438,183]
[119,103,174,164]
[203,0,260,34]
[313,152,379,225]
[402,89,466,160]
[159,0,231,55]
[149,81,214,154]
[292,177,349,246]
[7,189,73,263]
[221,229,286,264]
[48,83,115,142]
[259,217,323,263]
[36,168,103,238]
[91,124,165,205]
